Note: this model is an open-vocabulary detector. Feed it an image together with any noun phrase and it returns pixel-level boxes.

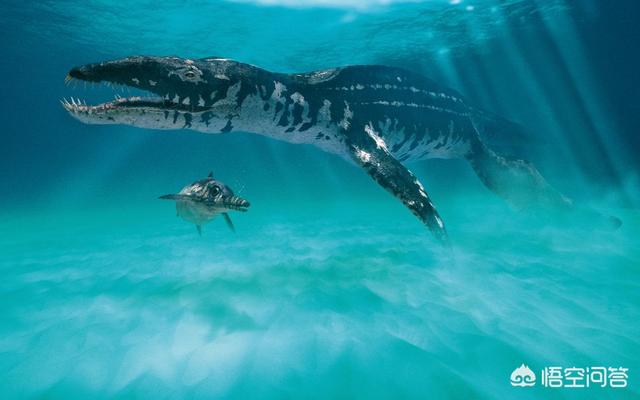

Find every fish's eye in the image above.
[210,186,221,195]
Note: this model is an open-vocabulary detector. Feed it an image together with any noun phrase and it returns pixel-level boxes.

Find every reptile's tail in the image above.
[470,107,540,159]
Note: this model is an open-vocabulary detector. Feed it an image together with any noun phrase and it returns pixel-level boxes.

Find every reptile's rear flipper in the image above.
[466,127,621,229]
[467,139,572,210]
[346,123,448,243]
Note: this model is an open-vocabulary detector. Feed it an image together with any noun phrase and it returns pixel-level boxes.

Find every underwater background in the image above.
[1,0,639,398]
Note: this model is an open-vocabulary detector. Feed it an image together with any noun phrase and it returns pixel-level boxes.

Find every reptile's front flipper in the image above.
[346,122,448,243]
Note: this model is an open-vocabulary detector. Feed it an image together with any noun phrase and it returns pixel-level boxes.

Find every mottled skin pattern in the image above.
[64,56,573,242]
[159,172,250,235]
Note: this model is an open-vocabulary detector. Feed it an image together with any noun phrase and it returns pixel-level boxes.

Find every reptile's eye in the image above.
[184,71,196,78]
[211,186,220,195]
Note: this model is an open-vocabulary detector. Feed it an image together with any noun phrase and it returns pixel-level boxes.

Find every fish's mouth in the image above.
[219,196,251,212]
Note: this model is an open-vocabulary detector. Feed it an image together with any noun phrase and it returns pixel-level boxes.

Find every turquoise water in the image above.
[1,1,639,399]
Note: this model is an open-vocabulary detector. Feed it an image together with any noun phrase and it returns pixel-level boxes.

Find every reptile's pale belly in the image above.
[192,89,475,162]
[379,128,472,163]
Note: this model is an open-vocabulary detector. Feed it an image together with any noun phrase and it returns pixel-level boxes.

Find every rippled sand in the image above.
[1,202,637,399]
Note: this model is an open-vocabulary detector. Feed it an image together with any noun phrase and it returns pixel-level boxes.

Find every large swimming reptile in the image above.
[63,56,580,242]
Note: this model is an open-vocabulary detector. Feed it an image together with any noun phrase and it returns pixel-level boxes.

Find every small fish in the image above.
[159,172,250,235]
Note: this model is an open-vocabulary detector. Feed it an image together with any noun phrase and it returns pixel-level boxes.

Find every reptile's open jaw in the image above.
[60,93,208,115]
[62,56,211,121]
